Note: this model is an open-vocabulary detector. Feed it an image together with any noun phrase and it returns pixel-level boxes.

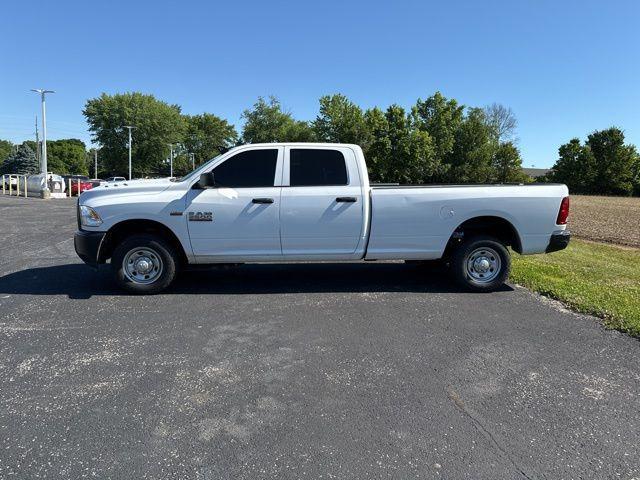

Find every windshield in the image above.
[170,152,225,182]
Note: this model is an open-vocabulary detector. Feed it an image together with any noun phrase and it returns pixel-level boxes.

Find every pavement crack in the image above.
[445,385,538,480]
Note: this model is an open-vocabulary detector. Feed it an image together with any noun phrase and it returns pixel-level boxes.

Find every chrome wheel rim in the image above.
[123,247,163,284]
[466,247,501,283]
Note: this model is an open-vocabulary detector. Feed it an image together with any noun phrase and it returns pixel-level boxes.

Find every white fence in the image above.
[66,178,84,198]
[1,174,29,197]
[1,173,67,198]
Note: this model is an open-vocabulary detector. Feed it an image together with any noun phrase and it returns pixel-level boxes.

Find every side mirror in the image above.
[197,171,216,189]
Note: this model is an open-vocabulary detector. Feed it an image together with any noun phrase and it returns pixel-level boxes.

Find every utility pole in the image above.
[190,152,195,170]
[94,149,98,178]
[168,144,174,178]
[34,115,40,164]
[122,126,135,180]
[31,89,55,198]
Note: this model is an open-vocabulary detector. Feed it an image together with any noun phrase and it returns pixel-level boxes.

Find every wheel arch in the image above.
[99,219,189,265]
[444,215,522,257]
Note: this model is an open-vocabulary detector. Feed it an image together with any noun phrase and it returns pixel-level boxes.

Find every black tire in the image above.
[449,235,510,292]
[111,234,177,294]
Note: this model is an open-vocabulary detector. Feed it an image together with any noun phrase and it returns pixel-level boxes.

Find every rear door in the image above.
[280,146,365,257]
[186,147,283,260]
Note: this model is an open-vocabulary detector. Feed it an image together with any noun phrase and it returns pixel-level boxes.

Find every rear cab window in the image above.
[289,149,348,186]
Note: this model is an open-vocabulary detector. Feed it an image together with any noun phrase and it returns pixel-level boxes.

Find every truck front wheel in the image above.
[450,235,510,292]
[111,234,177,294]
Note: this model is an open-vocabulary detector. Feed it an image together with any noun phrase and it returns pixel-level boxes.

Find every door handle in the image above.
[336,197,357,203]
[252,198,274,204]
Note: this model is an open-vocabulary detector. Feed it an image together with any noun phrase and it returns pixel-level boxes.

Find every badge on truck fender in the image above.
[188,211,213,222]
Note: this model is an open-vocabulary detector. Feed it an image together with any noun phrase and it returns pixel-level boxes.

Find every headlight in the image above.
[79,205,103,227]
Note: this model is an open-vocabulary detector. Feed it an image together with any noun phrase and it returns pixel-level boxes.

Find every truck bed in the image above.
[365,183,569,260]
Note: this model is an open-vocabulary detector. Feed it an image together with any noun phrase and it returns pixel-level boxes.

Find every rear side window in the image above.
[290,149,348,186]
[213,149,278,187]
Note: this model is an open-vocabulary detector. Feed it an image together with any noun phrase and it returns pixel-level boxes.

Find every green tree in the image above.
[631,154,640,196]
[363,107,391,182]
[384,105,410,181]
[282,118,316,142]
[241,96,315,143]
[0,144,38,175]
[165,145,194,177]
[183,113,238,168]
[447,108,496,183]
[550,128,638,195]
[22,140,37,154]
[84,92,186,177]
[313,94,369,145]
[363,104,445,184]
[412,92,464,165]
[47,139,88,175]
[381,105,437,184]
[586,127,636,196]
[0,140,13,168]
[549,138,596,193]
[492,142,525,183]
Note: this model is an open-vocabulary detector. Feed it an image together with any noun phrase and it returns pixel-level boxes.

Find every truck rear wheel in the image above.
[111,234,177,294]
[450,235,510,292]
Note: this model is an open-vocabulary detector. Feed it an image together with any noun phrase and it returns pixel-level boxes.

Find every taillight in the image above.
[556,196,570,225]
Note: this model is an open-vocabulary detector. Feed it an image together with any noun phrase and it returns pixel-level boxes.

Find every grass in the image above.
[511,239,640,337]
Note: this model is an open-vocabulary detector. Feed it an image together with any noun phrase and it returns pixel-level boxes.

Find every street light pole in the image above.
[31,89,55,198]
[34,115,40,164]
[122,126,135,180]
[94,149,98,178]
[168,144,174,178]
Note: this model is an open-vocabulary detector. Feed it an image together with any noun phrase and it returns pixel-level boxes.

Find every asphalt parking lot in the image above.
[1,195,639,479]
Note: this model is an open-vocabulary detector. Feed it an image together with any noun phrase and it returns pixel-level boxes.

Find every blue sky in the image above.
[1,0,638,167]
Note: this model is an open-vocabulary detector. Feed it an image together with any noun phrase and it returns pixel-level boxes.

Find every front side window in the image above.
[290,149,348,186]
[212,149,278,188]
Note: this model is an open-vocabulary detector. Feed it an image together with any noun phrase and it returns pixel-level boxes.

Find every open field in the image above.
[512,239,640,336]
[570,195,640,248]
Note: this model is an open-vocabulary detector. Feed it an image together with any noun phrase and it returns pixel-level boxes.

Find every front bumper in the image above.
[74,230,106,267]
[546,230,571,253]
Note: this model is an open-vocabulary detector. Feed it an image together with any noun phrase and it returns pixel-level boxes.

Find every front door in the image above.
[186,147,283,260]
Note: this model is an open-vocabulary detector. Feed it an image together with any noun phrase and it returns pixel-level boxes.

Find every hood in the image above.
[80,178,174,202]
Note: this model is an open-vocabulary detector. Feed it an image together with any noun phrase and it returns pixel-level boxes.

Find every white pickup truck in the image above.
[74,143,570,294]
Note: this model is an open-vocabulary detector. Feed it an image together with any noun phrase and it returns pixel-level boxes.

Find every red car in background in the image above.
[62,175,95,196]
